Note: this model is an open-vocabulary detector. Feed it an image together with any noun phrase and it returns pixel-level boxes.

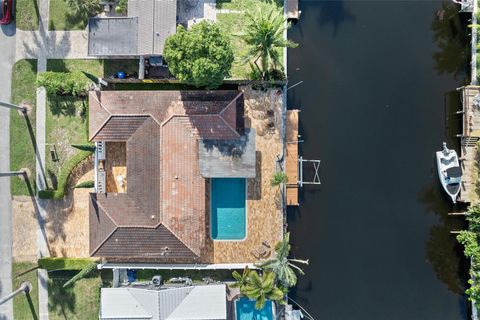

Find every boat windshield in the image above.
[446,176,461,184]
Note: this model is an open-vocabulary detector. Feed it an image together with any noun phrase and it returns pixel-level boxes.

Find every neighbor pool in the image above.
[235,297,274,320]
[211,178,246,240]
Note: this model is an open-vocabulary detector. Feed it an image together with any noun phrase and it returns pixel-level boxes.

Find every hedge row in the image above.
[38,150,92,199]
[38,257,98,271]
[36,71,90,97]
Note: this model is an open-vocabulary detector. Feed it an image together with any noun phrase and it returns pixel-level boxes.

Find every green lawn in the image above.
[48,0,99,30]
[15,0,40,30]
[12,262,39,320]
[45,60,103,188]
[44,59,137,189]
[10,60,38,196]
[216,0,283,10]
[48,271,102,320]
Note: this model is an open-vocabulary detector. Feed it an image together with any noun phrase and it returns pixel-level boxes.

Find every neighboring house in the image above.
[100,284,227,320]
[88,90,258,264]
[88,0,177,78]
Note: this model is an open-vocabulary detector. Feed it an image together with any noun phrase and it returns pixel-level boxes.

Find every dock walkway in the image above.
[287,0,301,20]
[458,86,480,203]
[286,110,299,206]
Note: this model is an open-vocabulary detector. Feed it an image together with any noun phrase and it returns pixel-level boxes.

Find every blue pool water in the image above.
[235,298,273,320]
[211,178,246,240]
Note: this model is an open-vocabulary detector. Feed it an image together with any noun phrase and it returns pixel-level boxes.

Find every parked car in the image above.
[0,0,13,25]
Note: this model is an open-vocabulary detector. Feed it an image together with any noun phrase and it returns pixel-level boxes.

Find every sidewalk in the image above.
[0,22,17,320]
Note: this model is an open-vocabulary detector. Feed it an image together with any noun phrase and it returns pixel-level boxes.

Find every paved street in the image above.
[0,23,17,320]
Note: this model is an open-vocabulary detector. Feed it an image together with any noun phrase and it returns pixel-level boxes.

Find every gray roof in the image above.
[199,129,256,178]
[100,285,227,320]
[128,0,177,55]
[88,0,176,57]
[88,18,139,56]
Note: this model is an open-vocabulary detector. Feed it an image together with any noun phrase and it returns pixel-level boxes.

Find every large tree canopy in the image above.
[164,21,234,89]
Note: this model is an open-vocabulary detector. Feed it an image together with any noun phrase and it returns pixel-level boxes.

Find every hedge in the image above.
[38,150,92,199]
[73,180,94,189]
[36,71,90,96]
[71,143,96,152]
[63,262,98,288]
[38,257,98,271]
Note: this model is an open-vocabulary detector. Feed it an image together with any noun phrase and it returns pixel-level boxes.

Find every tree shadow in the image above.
[25,292,39,320]
[315,0,356,37]
[23,172,53,256]
[431,1,469,80]
[49,96,77,116]
[48,277,76,319]
[418,181,469,295]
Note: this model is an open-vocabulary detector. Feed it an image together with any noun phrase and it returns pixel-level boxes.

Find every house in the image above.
[99,284,227,320]
[87,0,177,78]
[88,90,263,265]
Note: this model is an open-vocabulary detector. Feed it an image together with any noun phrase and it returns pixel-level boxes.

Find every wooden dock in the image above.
[287,0,301,20]
[286,110,300,206]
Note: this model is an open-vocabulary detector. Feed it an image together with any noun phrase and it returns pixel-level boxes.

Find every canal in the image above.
[287,0,470,319]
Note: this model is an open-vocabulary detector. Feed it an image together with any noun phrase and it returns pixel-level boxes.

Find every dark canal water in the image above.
[287,1,470,319]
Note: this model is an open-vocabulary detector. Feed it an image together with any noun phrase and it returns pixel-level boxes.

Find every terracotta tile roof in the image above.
[88,90,245,261]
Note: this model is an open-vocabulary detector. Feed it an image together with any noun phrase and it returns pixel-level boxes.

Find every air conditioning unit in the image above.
[152,275,162,287]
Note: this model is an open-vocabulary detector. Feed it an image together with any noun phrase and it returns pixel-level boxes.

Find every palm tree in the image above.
[242,4,298,79]
[242,270,285,310]
[257,233,309,288]
[231,266,251,291]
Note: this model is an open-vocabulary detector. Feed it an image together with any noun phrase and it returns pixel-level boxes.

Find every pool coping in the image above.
[209,178,248,242]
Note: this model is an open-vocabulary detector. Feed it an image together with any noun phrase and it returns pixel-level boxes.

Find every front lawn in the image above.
[15,0,40,30]
[10,60,38,196]
[44,59,137,192]
[45,60,103,190]
[48,270,102,319]
[12,262,39,320]
[48,0,99,30]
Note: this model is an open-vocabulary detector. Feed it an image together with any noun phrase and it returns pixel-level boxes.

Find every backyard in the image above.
[215,0,285,79]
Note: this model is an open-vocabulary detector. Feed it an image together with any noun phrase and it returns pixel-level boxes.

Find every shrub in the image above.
[63,262,98,288]
[115,0,128,14]
[270,171,288,187]
[38,257,97,271]
[37,71,90,97]
[164,21,234,89]
[65,0,100,17]
[71,143,96,152]
[38,151,92,199]
[73,180,94,189]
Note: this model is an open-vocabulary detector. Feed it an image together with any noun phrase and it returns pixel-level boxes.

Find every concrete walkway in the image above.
[0,20,17,320]
[34,0,50,319]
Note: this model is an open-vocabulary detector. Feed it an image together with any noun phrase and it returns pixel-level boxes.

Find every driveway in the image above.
[0,22,17,320]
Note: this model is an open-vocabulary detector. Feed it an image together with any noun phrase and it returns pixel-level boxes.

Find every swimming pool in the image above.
[210,178,246,240]
[235,297,274,320]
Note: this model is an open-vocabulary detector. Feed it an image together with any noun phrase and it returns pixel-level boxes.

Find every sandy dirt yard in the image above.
[12,161,93,261]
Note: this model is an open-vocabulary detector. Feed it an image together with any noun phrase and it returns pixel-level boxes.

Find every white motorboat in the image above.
[435,142,462,203]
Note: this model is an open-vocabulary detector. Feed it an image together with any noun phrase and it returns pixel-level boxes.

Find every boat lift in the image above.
[298,156,321,187]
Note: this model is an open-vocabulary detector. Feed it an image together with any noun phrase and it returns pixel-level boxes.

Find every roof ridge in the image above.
[217,114,241,139]
[159,223,201,258]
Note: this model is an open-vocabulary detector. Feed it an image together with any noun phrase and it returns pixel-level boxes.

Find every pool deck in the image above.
[210,87,284,263]
[286,110,300,206]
